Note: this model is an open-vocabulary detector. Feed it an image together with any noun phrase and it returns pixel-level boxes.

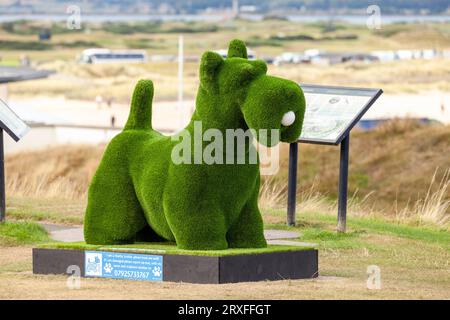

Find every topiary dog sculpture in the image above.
[84,39,306,250]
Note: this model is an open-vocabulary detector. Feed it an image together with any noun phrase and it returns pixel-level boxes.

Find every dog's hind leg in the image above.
[84,144,147,245]
[84,79,155,245]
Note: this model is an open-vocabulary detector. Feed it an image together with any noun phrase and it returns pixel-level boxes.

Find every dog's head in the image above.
[199,39,306,146]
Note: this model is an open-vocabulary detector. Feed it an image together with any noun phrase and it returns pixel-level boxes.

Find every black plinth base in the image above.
[33,248,318,284]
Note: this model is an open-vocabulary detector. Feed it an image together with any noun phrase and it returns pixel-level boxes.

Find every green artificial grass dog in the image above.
[84,39,306,250]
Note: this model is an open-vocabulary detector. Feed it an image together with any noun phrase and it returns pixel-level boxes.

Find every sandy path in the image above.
[363,91,450,124]
[9,96,196,131]
[37,223,305,244]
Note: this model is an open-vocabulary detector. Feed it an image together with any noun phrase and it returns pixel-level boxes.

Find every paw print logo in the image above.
[152,266,162,277]
[103,263,113,273]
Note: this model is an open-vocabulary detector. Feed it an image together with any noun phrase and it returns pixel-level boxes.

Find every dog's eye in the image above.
[281,111,295,126]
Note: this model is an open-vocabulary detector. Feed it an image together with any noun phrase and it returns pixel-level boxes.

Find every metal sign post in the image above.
[0,99,30,222]
[0,67,52,222]
[287,143,298,226]
[0,129,5,222]
[286,134,350,231]
[286,84,382,231]
[337,134,349,232]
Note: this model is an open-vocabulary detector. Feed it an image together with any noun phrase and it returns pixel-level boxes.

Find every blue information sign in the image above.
[85,251,163,281]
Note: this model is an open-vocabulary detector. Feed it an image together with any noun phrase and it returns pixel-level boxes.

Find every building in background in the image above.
[80,49,148,64]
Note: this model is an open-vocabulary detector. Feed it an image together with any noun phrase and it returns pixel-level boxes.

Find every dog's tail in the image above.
[124,79,154,131]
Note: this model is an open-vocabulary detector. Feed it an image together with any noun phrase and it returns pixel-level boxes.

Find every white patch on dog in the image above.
[281,111,295,126]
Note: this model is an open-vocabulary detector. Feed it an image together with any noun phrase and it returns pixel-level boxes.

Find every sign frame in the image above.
[298,84,383,146]
[0,66,51,222]
[0,66,54,85]
[0,98,30,222]
[0,98,30,142]
[287,84,383,232]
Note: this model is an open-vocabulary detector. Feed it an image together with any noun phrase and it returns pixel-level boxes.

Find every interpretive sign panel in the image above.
[298,84,382,145]
[0,98,29,142]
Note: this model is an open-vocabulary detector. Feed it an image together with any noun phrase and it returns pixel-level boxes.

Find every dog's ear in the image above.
[200,51,223,93]
[251,59,268,75]
[227,39,247,59]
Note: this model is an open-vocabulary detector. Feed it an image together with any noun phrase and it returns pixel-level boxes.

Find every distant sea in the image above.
[0,13,449,24]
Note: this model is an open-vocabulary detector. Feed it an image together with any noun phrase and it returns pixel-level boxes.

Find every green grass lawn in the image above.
[0,59,20,66]
[3,205,448,260]
[4,202,448,251]
[266,210,450,249]
[0,221,50,246]
[7,196,84,225]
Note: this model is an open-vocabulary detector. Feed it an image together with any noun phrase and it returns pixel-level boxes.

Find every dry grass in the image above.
[283,120,450,213]
[395,169,450,227]
[7,174,85,200]
[5,145,104,200]
[9,61,201,102]
[8,58,450,102]
[3,20,450,101]
[259,157,450,230]
[258,177,287,210]
[272,58,450,94]
[259,167,449,230]
[259,177,335,215]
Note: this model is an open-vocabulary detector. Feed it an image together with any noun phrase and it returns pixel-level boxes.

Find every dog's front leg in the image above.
[226,176,267,248]
[163,165,229,250]
[166,201,229,250]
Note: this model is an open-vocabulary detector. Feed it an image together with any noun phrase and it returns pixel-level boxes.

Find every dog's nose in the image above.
[281,111,295,126]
